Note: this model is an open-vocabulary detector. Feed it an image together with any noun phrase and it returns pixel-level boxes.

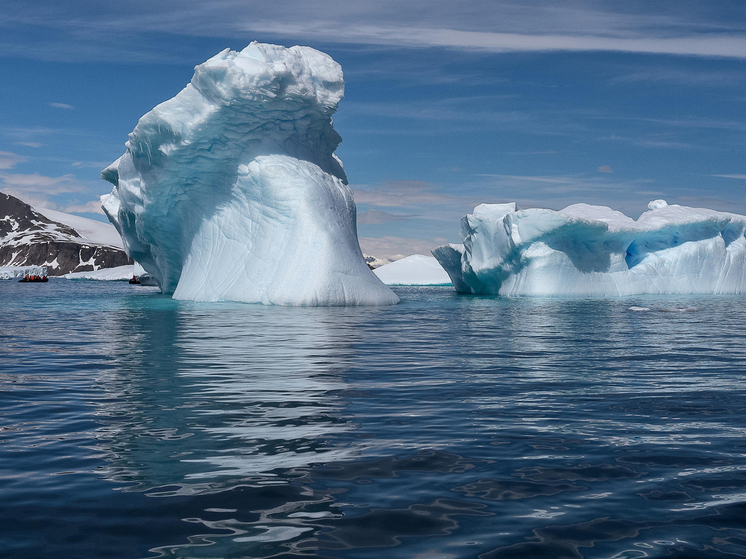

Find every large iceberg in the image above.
[101,42,397,306]
[433,200,746,296]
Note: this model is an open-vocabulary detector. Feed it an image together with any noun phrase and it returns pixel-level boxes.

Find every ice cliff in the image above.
[101,42,397,306]
[433,200,746,296]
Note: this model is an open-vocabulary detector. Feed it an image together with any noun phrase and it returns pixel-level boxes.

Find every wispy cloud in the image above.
[269,25,746,59]
[0,172,86,194]
[353,180,453,207]
[0,150,27,169]
[49,102,74,110]
[0,150,94,208]
[599,133,695,150]
[358,209,416,224]
[597,165,613,173]
[61,200,104,214]
[611,68,746,86]
[3,1,746,62]
[359,235,444,260]
[71,160,113,169]
[14,141,43,148]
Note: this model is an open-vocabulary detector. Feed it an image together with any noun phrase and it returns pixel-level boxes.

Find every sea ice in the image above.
[101,42,397,306]
[374,254,452,286]
[433,200,746,296]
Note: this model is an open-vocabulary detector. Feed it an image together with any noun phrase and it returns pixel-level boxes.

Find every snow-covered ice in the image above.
[64,265,135,281]
[101,42,397,306]
[0,265,47,280]
[433,200,746,296]
[374,254,452,286]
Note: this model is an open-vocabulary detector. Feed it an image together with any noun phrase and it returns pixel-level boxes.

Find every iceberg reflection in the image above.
[92,296,370,492]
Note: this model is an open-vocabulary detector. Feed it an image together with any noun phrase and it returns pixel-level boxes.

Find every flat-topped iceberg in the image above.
[101,42,397,306]
[433,200,746,296]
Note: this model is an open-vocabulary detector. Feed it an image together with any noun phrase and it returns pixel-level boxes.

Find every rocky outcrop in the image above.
[0,192,131,275]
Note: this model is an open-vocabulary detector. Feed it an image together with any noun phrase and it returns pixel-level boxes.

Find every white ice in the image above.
[374,254,453,286]
[64,265,135,281]
[101,42,397,306]
[0,265,48,280]
[433,200,746,296]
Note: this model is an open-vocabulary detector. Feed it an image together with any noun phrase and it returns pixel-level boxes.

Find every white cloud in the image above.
[353,180,453,207]
[280,25,746,59]
[14,142,43,148]
[71,160,113,169]
[4,2,746,62]
[61,200,105,214]
[0,151,27,169]
[713,174,746,180]
[0,172,85,193]
[49,102,74,110]
[598,165,613,173]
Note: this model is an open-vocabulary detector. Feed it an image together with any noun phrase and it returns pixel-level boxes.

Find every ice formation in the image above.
[0,265,48,280]
[64,265,135,281]
[433,200,746,296]
[101,42,397,306]
[374,254,453,286]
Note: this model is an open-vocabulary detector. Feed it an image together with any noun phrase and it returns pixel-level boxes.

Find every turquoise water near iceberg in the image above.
[3,280,746,558]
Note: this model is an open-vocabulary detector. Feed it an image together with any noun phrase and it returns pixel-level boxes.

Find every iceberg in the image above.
[433,200,746,296]
[374,254,453,286]
[101,42,397,306]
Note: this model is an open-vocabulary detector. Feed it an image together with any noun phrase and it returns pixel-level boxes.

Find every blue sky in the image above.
[1,0,745,257]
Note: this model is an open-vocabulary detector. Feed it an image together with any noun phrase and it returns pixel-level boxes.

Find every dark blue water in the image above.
[3,280,746,558]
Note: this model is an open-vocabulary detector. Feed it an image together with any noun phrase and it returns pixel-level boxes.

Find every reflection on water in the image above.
[94,298,366,491]
[2,282,746,558]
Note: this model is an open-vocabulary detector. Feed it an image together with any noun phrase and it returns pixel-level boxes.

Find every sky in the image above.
[1,0,745,258]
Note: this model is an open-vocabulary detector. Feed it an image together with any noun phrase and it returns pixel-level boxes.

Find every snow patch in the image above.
[374,254,452,286]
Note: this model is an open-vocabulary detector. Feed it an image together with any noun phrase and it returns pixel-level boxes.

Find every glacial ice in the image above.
[0,265,48,280]
[101,42,397,306]
[64,265,135,281]
[374,254,453,286]
[433,200,746,296]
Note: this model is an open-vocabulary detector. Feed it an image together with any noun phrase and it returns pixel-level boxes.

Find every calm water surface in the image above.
[2,280,746,558]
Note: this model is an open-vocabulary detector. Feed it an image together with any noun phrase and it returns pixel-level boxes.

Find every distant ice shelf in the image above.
[374,254,452,286]
[101,42,397,306]
[64,265,135,281]
[433,200,746,296]
[0,265,48,280]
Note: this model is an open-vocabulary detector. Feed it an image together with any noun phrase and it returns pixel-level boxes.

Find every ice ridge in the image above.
[101,42,397,305]
[433,200,746,296]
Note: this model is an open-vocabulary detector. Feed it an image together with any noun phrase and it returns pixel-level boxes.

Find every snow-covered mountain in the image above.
[0,192,131,275]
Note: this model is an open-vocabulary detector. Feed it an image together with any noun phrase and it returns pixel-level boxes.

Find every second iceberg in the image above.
[433,200,746,296]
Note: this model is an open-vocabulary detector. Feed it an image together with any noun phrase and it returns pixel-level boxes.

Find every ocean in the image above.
[2,280,746,558]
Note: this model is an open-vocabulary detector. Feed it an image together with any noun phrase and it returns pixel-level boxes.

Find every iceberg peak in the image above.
[648,199,668,210]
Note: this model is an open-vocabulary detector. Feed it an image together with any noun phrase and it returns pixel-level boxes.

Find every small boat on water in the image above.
[18,274,48,283]
[129,275,141,285]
